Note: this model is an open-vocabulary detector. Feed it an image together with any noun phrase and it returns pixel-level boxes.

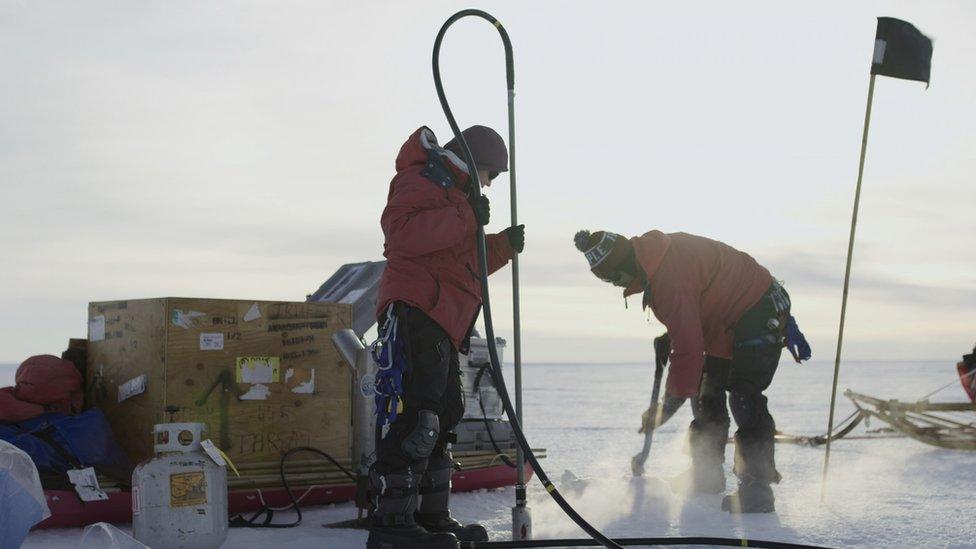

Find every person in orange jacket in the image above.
[575,229,807,513]
[369,125,524,549]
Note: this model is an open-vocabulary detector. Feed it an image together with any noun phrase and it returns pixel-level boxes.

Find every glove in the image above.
[469,194,490,226]
[785,315,811,363]
[653,333,670,370]
[638,394,687,434]
[503,224,525,253]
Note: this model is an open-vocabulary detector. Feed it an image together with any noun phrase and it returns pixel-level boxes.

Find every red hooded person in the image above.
[369,126,524,549]
[575,229,807,515]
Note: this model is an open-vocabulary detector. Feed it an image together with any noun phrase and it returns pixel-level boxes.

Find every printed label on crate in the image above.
[170,471,208,507]
[239,383,271,400]
[171,309,207,329]
[236,356,280,383]
[132,486,141,515]
[285,367,315,394]
[68,467,109,502]
[89,315,106,342]
[199,333,224,350]
[117,374,148,403]
[243,302,262,322]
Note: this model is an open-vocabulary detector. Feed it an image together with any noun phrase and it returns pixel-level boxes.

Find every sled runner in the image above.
[843,390,976,451]
[774,352,976,451]
[838,351,976,451]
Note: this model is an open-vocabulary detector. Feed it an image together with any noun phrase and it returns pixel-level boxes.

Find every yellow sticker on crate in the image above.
[236,356,281,384]
[170,471,207,507]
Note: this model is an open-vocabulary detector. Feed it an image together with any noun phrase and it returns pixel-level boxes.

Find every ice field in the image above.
[5,358,975,548]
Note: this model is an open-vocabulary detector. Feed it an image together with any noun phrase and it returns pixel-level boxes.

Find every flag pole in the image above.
[821,73,877,501]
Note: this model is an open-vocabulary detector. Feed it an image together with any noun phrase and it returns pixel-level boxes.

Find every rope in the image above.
[919,367,976,401]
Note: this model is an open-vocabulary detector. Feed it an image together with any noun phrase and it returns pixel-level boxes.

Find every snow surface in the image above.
[3,360,975,548]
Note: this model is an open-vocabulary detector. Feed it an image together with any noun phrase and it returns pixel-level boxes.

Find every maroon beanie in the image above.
[574,230,634,280]
[444,125,508,175]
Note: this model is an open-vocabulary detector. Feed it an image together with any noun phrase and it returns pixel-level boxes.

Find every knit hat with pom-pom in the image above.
[574,229,633,281]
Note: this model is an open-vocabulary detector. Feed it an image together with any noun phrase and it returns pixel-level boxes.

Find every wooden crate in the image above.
[86,298,352,465]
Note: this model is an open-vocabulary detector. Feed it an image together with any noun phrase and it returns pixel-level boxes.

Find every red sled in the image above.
[36,462,533,529]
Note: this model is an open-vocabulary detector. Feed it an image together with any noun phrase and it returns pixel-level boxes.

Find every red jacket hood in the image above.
[395,127,470,188]
[378,126,515,348]
[623,230,672,299]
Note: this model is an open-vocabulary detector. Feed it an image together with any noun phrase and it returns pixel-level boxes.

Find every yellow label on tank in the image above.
[170,471,208,507]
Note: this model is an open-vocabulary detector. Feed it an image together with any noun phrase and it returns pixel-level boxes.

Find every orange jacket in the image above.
[377,127,513,348]
[625,231,772,398]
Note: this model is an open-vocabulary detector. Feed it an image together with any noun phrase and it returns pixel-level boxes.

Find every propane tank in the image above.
[132,422,228,549]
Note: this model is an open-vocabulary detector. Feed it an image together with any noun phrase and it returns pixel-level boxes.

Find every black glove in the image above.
[469,194,490,226]
[504,224,525,253]
[638,393,687,434]
[653,333,670,370]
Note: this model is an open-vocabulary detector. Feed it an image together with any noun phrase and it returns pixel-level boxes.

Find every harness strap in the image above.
[372,304,410,426]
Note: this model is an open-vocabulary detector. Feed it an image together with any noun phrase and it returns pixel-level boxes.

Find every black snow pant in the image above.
[689,285,786,487]
[374,303,465,475]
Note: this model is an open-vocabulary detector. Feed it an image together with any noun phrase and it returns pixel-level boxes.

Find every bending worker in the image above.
[574,229,809,513]
[369,125,525,549]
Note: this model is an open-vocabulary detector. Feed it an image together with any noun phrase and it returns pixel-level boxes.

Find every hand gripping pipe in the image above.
[432,9,831,549]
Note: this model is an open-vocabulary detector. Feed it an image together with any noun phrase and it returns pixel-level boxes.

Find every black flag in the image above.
[871,17,933,84]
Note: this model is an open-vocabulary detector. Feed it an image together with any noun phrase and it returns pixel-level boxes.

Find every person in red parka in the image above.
[575,229,804,514]
[369,126,524,549]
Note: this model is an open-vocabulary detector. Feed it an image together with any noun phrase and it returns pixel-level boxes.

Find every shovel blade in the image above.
[631,453,646,477]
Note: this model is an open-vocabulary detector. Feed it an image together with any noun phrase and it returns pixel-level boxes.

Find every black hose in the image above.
[229,446,356,529]
[433,9,622,549]
[461,538,831,549]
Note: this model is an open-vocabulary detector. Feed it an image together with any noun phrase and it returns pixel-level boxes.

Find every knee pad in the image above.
[401,410,440,461]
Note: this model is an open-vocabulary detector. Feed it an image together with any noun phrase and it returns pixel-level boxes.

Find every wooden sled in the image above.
[844,390,976,451]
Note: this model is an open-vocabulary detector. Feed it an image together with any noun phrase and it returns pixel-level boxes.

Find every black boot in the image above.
[367,463,459,549]
[722,433,780,514]
[415,453,488,543]
[671,419,728,494]
[721,481,775,513]
[415,512,488,543]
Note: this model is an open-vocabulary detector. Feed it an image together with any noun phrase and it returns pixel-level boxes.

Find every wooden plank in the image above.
[845,390,976,413]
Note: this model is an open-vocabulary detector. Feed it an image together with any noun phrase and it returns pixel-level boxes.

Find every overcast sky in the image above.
[1,1,973,367]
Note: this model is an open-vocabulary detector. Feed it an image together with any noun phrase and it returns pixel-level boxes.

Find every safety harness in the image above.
[371,305,410,427]
[737,281,812,363]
